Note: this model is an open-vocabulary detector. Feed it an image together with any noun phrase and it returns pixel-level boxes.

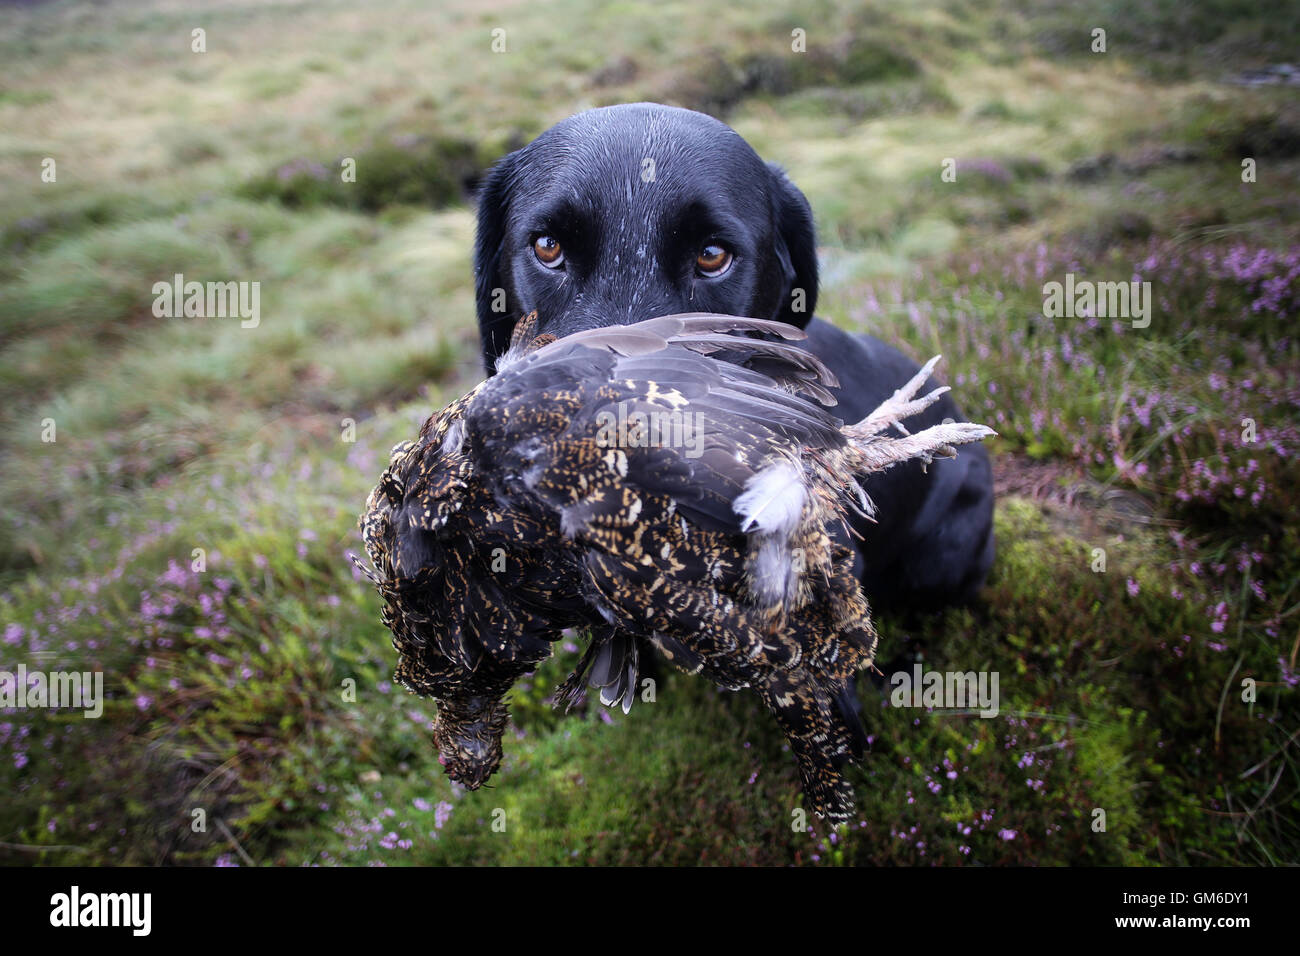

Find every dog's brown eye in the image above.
[533,235,564,268]
[696,244,732,277]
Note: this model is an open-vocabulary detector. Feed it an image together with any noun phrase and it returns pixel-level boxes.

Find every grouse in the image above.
[356,312,993,820]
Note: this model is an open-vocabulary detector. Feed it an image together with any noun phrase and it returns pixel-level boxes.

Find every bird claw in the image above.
[855,355,949,437]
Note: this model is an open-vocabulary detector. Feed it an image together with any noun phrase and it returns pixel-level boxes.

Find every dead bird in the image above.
[356,312,993,820]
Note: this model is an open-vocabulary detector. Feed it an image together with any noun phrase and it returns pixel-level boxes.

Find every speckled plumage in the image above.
[356,312,993,819]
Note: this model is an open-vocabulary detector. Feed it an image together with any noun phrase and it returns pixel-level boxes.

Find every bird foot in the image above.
[851,355,949,438]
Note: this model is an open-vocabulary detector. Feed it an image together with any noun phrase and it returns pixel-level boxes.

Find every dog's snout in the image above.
[543,283,686,339]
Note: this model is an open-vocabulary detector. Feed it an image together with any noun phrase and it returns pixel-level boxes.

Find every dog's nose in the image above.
[554,289,685,337]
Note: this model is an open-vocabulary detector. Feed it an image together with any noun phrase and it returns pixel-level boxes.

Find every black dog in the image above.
[472,103,993,607]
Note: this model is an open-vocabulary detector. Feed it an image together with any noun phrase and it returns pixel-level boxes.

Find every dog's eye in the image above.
[533,235,565,268]
[696,244,732,278]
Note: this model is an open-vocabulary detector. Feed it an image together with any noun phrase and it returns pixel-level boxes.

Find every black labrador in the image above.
[472,102,994,608]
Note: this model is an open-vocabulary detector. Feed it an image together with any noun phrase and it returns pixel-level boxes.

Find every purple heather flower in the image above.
[434,801,454,829]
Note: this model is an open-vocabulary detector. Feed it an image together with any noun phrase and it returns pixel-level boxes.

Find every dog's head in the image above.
[473,103,819,371]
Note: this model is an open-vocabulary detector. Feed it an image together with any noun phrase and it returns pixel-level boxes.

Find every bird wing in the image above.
[470,316,847,532]
[459,315,860,689]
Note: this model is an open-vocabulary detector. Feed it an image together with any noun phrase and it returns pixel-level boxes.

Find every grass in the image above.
[0,0,1297,866]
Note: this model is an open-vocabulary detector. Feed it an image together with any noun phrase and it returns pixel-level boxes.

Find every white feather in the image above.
[733,461,806,536]
[439,420,465,457]
[751,535,799,606]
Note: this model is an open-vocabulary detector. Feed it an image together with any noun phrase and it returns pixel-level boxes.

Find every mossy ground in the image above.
[1,0,1296,865]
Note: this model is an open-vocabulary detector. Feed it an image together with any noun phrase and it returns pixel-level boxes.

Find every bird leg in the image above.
[852,421,997,474]
[847,355,949,439]
[841,354,996,475]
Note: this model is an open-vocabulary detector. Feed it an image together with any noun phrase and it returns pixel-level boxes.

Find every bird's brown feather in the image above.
[357,312,993,819]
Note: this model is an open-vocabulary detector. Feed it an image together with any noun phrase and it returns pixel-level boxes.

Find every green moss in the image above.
[238,135,479,212]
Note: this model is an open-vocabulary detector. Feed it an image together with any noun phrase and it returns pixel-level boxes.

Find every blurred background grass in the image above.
[1,0,1297,865]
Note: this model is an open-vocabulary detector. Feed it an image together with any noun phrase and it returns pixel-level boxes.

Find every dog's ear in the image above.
[474,151,521,372]
[767,162,818,328]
